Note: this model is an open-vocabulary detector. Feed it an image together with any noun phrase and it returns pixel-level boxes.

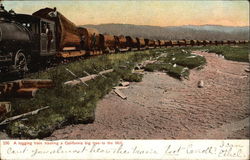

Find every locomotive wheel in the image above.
[14,51,28,76]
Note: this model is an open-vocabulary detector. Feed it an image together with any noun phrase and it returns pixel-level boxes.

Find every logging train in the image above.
[0,5,249,75]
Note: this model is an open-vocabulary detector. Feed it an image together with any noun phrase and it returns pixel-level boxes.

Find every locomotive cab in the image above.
[0,6,56,74]
[14,14,56,56]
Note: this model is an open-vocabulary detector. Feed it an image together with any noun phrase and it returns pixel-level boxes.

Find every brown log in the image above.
[0,106,50,126]
[113,86,129,89]
[9,81,23,91]
[0,81,22,95]
[33,8,81,51]
[114,89,127,99]
[64,69,114,86]
[99,34,116,50]
[0,102,11,116]
[64,74,98,85]
[16,88,39,98]
[119,82,130,87]
[78,27,100,50]
[99,69,114,75]
[21,79,54,88]
[1,79,52,97]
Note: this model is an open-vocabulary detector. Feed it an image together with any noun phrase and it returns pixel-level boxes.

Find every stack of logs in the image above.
[0,79,54,117]
[0,79,54,98]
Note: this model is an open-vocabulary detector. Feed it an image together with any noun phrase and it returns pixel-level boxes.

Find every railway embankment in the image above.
[0,44,249,139]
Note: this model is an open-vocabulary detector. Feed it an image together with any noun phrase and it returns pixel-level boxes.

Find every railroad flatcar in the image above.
[222,40,228,45]
[114,35,129,52]
[184,40,191,46]
[99,34,116,53]
[125,36,139,51]
[158,40,165,47]
[214,40,218,45]
[145,39,155,49]
[33,8,84,56]
[204,40,210,46]
[164,40,171,47]
[136,38,146,50]
[197,40,204,46]
[239,40,245,44]
[190,40,197,46]
[170,40,178,47]
[78,27,102,55]
[229,40,236,45]
[217,41,223,45]
[154,40,160,48]
[178,40,186,46]
[144,39,150,49]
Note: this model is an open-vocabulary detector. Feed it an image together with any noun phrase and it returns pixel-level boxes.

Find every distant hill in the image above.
[175,25,249,33]
[80,24,249,40]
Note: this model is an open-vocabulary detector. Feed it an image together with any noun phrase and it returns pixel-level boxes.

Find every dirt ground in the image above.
[44,51,249,140]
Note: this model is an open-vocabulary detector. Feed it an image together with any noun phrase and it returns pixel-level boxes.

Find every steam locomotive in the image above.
[0,5,248,75]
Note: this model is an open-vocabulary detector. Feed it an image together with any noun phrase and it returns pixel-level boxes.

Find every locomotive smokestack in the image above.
[8,9,16,16]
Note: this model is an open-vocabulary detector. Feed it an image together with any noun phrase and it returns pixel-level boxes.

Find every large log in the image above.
[126,36,139,49]
[148,39,156,48]
[154,40,160,47]
[0,79,54,98]
[33,8,81,51]
[99,34,116,52]
[136,37,146,48]
[64,69,114,86]
[21,79,54,88]
[0,81,22,96]
[159,40,165,46]
[5,81,22,92]
[78,27,100,51]
[115,35,127,50]
[16,88,39,98]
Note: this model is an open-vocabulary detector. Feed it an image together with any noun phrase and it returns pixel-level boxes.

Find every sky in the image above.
[1,0,249,27]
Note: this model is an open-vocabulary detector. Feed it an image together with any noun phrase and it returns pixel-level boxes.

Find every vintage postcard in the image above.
[0,0,249,159]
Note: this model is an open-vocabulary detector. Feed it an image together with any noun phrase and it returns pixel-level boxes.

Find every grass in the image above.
[206,45,249,62]
[144,49,206,79]
[1,48,162,138]
[177,44,249,62]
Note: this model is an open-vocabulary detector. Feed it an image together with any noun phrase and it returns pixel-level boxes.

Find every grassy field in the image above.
[183,44,249,62]
[1,49,161,138]
[0,44,248,138]
[144,48,206,79]
[206,45,249,62]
